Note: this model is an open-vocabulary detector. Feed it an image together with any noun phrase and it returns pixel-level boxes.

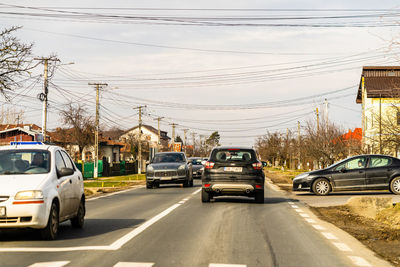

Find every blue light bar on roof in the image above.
[10,141,44,145]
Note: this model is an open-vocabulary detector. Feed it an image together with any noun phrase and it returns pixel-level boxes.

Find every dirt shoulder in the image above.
[266,167,400,266]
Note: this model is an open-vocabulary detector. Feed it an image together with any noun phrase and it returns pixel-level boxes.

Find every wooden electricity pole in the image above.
[88,82,108,178]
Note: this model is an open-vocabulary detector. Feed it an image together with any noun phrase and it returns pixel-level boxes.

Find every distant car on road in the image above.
[188,157,204,179]
[0,142,85,240]
[201,147,265,203]
[293,154,400,196]
[146,152,193,188]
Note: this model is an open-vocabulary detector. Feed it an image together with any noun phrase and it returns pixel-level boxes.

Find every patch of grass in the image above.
[97,174,146,181]
[84,181,132,188]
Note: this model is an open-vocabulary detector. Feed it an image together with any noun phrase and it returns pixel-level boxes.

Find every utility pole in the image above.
[89,83,107,178]
[35,57,59,142]
[133,106,146,174]
[324,98,329,129]
[153,117,164,150]
[192,132,196,156]
[316,107,320,133]
[170,123,177,151]
[183,129,189,154]
[298,121,301,170]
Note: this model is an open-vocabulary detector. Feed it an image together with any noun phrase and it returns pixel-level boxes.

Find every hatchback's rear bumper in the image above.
[203,179,264,197]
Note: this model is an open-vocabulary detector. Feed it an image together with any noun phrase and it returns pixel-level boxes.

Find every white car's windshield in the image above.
[0,150,50,175]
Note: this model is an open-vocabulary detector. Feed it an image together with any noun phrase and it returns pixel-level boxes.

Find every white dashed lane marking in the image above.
[209,264,247,267]
[290,200,372,267]
[28,262,70,267]
[321,232,338,240]
[305,218,317,224]
[332,242,352,252]
[348,256,372,266]
[311,224,326,231]
[113,262,154,267]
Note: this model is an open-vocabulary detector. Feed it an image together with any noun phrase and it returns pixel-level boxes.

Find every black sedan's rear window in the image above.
[210,149,257,162]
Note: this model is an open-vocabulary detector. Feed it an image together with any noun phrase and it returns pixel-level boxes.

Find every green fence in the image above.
[75,160,137,179]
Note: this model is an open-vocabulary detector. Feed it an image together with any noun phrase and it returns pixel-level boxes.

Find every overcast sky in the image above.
[1,0,400,146]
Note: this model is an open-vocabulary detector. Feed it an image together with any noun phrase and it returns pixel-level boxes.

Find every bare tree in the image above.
[0,26,37,97]
[303,119,347,167]
[60,103,95,158]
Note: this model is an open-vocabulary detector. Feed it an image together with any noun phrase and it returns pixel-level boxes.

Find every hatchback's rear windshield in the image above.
[211,149,257,162]
[0,150,50,175]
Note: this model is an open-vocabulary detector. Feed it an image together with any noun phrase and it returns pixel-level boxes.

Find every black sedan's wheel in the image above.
[390,177,400,195]
[255,190,264,203]
[312,178,331,196]
[40,202,59,240]
[201,189,211,202]
[71,199,85,228]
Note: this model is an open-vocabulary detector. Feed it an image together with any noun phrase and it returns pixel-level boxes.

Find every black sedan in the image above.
[146,152,193,188]
[293,154,400,195]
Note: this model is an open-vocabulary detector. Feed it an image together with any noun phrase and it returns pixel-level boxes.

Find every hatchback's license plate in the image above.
[161,177,172,180]
[0,207,5,217]
[224,167,242,172]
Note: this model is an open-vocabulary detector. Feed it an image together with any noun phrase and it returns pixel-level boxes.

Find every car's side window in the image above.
[336,157,366,171]
[61,151,75,170]
[368,157,392,168]
[55,151,66,175]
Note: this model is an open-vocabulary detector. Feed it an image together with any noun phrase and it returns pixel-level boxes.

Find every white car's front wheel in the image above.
[40,202,59,240]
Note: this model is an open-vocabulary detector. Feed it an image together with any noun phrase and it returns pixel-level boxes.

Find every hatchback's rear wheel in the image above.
[40,202,59,240]
[390,177,400,195]
[255,190,264,203]
[71,199,85,228]
[201,189,211,202]
[146,182,153,189]
[312,178,331,196]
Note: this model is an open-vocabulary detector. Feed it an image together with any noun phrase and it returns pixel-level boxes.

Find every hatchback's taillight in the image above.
[205,161,215,169]
[252,162,262,170]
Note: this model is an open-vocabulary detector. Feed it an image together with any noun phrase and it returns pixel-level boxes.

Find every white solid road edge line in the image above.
[192,188,202,195]
[209,264,247,267]
[28,261,70,267]
[321,232,338,240]
[348,256,372,267]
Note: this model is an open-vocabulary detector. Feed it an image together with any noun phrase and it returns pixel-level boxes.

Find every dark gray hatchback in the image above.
[293,154,400,195]
[201,147,265,203]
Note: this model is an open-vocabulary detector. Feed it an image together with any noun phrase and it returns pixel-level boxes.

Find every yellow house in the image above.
[356,66,400,157]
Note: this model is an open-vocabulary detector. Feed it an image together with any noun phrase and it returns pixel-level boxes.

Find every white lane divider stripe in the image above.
[192,188,202,195]
[28,262,70,267]
[294,209,303,213]
[299,213,310,218]
[209,264,247,267]
[288,201,294,205]
[291,205,299,209]
[348,256,372,266]
[110,203,181,250]
[311,224,326,230]
[113,262,154,267]
[332,242,352,252]
[321,232,338,240]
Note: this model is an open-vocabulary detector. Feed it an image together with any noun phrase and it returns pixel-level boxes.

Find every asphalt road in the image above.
[0,180,391,267]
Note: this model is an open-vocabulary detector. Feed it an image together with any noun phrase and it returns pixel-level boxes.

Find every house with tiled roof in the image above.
[0,124,43,145]
[356,66,400,156]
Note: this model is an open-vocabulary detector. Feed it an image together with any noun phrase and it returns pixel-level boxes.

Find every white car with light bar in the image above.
[0,142,85,240]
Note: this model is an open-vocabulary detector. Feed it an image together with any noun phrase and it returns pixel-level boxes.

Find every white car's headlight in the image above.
[147,165,154,172]
[178,165,186,170]
[294,173,309,180]
[15,190,44,200]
